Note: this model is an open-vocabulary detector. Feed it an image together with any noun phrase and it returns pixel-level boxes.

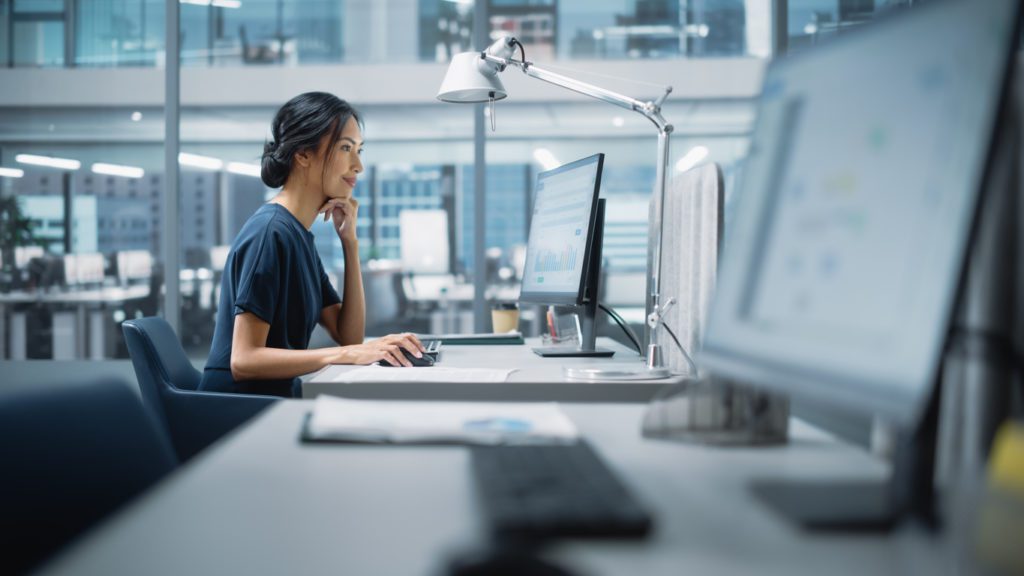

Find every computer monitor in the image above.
[699,0,1019,526]
[115,250,153,285]
[14,246,44,269]
[520,153,613,357]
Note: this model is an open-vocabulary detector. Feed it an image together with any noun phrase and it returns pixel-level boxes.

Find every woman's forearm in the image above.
[230,346,334,381]
[337,237,365,345]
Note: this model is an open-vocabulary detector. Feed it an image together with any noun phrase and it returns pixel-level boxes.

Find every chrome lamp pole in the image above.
[437,36,677,378]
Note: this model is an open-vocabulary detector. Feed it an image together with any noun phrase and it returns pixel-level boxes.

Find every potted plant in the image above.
[0,194,37,287]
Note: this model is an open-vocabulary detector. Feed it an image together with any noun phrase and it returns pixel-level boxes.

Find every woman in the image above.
[200,92,424,397]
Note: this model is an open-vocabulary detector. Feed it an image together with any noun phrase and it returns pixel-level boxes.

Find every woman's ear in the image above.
[294,148,312,168]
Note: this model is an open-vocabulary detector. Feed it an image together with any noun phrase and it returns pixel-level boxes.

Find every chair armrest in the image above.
[161,389,278,461]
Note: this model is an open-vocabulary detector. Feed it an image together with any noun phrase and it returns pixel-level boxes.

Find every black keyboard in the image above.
[423,339,442,361]
[471,441,653,540]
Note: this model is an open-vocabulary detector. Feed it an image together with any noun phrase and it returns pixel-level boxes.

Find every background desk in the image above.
[37,401,947,576]
[0,285,150,360]
[302,337,684,403]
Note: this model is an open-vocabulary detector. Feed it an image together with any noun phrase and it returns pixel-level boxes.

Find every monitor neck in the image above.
[578,198,605,352]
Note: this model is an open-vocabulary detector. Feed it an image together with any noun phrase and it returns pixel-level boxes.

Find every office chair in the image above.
[122,317,278,462]
[0,378,176,575]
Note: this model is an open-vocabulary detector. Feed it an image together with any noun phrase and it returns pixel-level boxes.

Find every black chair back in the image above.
[0,379,176,575]
[122,316,278,462]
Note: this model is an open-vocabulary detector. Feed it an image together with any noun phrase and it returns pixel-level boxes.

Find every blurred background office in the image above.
[0,0,913,365]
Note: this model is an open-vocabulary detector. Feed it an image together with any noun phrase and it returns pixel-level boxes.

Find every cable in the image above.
[597,302,642,354]
[661,322,699,376]
[530,59,668,90]
[509,38,526,63]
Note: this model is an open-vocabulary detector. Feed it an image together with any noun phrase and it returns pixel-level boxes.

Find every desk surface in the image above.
[39,401,947,576]
[302,337,684,403]
[0,285,150,305]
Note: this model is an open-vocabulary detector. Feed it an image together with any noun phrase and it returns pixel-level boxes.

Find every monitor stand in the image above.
[751,386,940,531]
[532,199,615,358]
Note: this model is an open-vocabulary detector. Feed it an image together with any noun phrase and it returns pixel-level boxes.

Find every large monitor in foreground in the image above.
[699,0,1019,526]
[701,0,1019,426]
[520,153,613,357]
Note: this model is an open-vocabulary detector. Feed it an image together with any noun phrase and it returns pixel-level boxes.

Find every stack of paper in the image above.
[303,395,579,445]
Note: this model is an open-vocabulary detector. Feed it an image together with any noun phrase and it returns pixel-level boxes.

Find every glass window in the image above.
[179,2,212,66]
[555,0,759,60]
[76,0,163,67]
[419,0,474,63]
[0,109,164,360]
[788,0,905,52]
[13,0,63,13]
[0,0,9,66]
[12,18,63,67]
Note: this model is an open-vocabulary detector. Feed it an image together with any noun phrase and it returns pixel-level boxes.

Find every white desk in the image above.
[37,401,949,576]
[302,337,685,403]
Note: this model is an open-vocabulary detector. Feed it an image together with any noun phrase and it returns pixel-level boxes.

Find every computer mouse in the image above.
[447,548,577,576]
[377,348,434,367]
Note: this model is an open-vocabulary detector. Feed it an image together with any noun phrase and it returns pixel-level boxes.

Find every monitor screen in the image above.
[700,0,1018,425]
[519,153,604,305]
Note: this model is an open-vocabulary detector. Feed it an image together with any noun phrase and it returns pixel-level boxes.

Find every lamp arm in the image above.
[481,54,672,131]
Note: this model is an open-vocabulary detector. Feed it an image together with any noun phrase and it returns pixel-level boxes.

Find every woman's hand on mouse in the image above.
[375,332,426,357]
[327,334,424,367]
[328,341,410,367]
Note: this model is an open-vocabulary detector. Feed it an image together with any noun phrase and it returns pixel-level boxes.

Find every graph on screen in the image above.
[521,157,599,297]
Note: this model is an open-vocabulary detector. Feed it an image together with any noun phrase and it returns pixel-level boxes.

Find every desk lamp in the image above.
[437,36,679,379]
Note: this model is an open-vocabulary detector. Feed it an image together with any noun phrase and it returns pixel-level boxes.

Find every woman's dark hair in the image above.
[261,92,363,188]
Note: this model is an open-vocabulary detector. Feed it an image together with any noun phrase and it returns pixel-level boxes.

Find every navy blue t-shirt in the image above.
[200,203,341,397]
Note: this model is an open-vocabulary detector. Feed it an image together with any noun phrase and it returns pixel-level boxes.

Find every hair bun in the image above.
[260,152,289,188]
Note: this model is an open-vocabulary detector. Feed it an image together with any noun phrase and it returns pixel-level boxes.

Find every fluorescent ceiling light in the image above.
[179,152,223,170]
[16,154,81,170]
[0,167,25,178]
[226,161,261,177]
[181,0,242,7]
[532,148,561,171]
[675,146,709,173]
[130,111,143,122]
[92,162,145,179]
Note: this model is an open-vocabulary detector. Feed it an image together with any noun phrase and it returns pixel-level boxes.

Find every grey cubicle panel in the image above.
[650,162,724,375]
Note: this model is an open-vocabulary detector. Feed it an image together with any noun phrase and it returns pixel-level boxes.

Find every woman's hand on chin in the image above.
[318,197,359,242]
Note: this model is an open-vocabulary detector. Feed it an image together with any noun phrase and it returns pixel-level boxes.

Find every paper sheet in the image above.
[305,395,579,445]
[329,365,515,383]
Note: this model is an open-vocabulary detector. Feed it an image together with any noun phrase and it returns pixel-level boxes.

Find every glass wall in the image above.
[76,0,163,67]
[555,0,755,59]
[787,0,910,52]
[0,0,771,68]
[10,0,66,67]
[0,127,164,359]
[0,0,769,360]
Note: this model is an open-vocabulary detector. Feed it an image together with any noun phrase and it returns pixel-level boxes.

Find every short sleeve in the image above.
[319,257,342,309]
[232,229,282,324]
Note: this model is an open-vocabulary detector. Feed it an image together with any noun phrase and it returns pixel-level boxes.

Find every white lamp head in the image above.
[436,52,508,103]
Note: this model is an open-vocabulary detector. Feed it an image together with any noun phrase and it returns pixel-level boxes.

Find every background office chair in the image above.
[122,316,278,462]
[0,378,176,575]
